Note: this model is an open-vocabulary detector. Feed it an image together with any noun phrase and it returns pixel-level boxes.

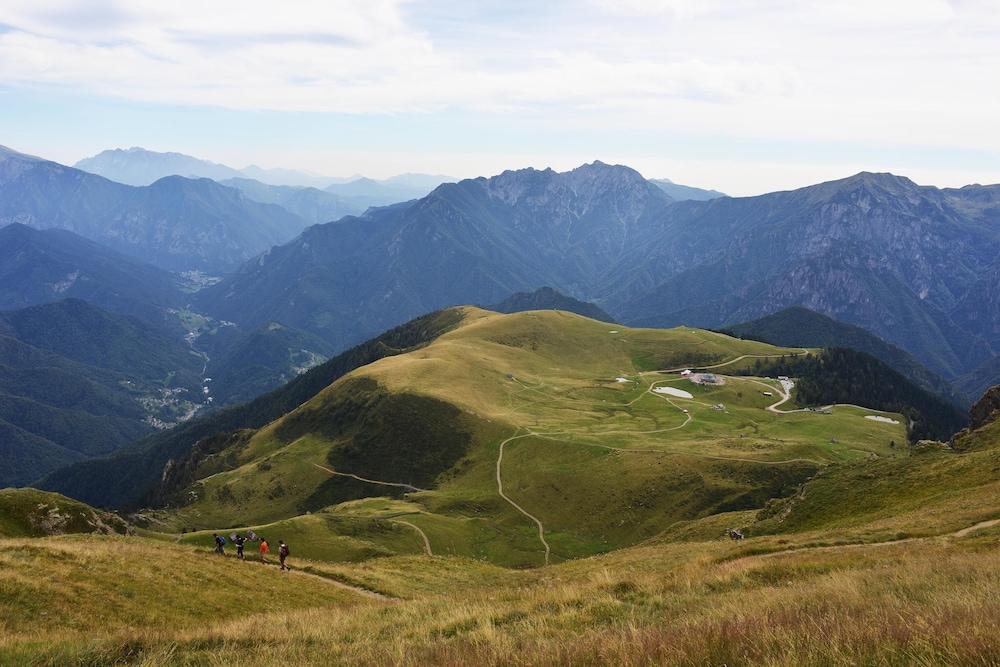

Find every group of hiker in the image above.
[213,530,291,570]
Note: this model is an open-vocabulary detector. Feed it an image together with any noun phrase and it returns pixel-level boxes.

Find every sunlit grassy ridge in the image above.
[148,308,904,567]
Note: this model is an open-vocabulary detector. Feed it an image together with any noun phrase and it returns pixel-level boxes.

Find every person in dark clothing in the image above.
[278,540,290,571]
[213,533,225,555]
[234,533,246,560]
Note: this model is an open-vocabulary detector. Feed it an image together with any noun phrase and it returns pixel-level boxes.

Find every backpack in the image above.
[279,544,289,557]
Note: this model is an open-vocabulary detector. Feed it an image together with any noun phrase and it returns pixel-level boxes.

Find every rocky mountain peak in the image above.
[834,171,920,197]
[477,161,660,208]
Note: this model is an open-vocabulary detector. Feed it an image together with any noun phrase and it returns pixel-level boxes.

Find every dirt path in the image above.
[496,431,551,566]
[394,520,433,556]
[735,517,1000,563]
[312,463,428,493]
[744,378,907,424]
[744,378,800,413]
[640,350,810,377]
[217,551,394,601]
[952,518,1000,537]
[287,567,393,601]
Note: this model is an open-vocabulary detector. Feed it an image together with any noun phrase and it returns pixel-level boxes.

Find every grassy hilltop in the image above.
[6,307,996,665]
[147,308,906,566]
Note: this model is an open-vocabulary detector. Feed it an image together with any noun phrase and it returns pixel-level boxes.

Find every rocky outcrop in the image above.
[969,385,1000,431]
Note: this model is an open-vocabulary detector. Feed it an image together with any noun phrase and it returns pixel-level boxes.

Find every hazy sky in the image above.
[2,0,999,195]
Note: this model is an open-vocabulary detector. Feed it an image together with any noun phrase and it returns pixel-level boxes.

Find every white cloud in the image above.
[0,0,818,113]
[2,0,999,180]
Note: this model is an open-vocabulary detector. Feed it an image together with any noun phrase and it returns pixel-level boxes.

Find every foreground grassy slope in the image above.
[153,308,905,566]
[0,535,367,664]
[5,495,999,664]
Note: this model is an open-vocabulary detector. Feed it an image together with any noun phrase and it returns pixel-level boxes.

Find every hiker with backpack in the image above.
[278,540,290,571]
[213,533,225,555]
[234,533,247,560]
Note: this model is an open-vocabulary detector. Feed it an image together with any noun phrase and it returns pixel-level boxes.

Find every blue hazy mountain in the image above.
[74,147,243,186]
[323,174,456,210]
[649,178,726,201]
[616,173,1000,379]
[196,166,1000,384]
[0,223,184,327]
[196,162,670,350]
[1,146,308,272]
[219,177,361,224]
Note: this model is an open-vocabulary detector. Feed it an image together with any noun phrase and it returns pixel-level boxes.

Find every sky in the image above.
[1,0,999,195]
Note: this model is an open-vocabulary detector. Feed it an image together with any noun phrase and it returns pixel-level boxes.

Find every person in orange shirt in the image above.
[259,537,270,563]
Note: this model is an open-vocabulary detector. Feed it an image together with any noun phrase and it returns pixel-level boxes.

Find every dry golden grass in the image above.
[6,527,1000,665]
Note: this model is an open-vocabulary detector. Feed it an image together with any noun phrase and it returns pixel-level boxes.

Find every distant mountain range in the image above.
[74,146,454,196]
[74,147,724,212]
[7,144,1000,401]
[322,174,456,209]
[0,146,307,272]
[649,178,726,201]
[218,177,359,225]
[75,148,245,186]
[194,161,671,350]
[75,147,346,188]
[193,162,1000,388]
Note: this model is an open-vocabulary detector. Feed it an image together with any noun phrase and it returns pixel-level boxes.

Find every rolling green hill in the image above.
[4,324,1000,665]
[137,308,921,568]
